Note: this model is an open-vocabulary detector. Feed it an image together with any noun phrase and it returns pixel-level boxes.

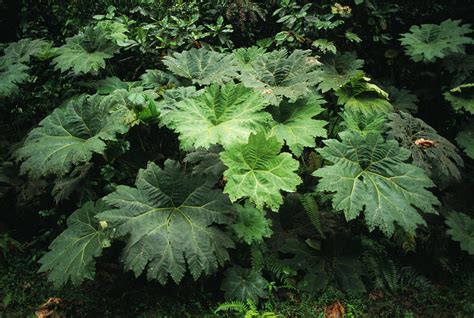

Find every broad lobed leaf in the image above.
[15,93,133,178]
[98,160,235,284]
[38,200,111,287]
[269,94,327,156]
[314,132,439,236]
[240,49,322,105]
[220,132,302,211]
[161,82,273,150]
[163,48,239,85]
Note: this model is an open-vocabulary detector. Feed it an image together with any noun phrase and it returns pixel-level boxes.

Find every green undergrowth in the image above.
[1,246,473,317]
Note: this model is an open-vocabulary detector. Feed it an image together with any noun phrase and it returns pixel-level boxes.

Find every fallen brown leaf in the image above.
[324,299,345,318]
[35,297,64,318]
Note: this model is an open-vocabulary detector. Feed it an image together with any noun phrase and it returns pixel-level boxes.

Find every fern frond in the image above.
[300,193,325,238]
[264,254,297,290]
[392,227,416,253]
[214,300,249,314]
[251,245,265,272]
[399,266,433,291]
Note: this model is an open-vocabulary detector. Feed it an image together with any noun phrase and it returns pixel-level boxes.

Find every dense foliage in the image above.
[1,0,473,316]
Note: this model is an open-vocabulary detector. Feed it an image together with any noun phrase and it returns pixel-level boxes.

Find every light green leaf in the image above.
[38,200,110,287]
[161,82,272,150]
[240,49,322,105]
[233,46,266,70]
[15,94,133,178]
[341,109,387,136]
[163,48,239,85]
[335,75,392,115]
[445,211,474,255]
[98,160,235,284]
[314,132,439,236]
[221,132,302,211]
[312,39,337,54]
[269,94,327,156]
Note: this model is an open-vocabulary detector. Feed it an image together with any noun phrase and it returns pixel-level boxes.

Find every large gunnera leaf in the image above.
[2,38,51,63]
[456,121,474,159]
[16,94,133,178]
[279,239,366,294]
[221,266,268,302]
[0,63,30,98]
[232,201,273,245]
[233,46,266,70]
[342,109,387,136]
[314,132,439,236]
[220,132,302,211]
[400,19,473,63]
[160,82,272,150]
[0,38,51,97]
[184,145,226,178]
[445,211,474,255]
[387,86,419,113]
[52,26,119,75]
[318,52,365,93]
[97,160,235,284]
[38,201,111,287]
[240,49,322,105]
[269,94,327,156]
[163,48,239,85]
[444,83,474,115]
[335,74,392,115]
[386,112,463,186]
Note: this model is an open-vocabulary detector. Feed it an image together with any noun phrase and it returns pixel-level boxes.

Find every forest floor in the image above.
[1,246,473,318]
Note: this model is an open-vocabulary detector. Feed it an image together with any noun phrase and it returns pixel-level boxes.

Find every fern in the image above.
[456,120,474,159]
[250,245,265,272]
[365,258,432,294]
[300,193,325,238]
[214,300,250,314]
